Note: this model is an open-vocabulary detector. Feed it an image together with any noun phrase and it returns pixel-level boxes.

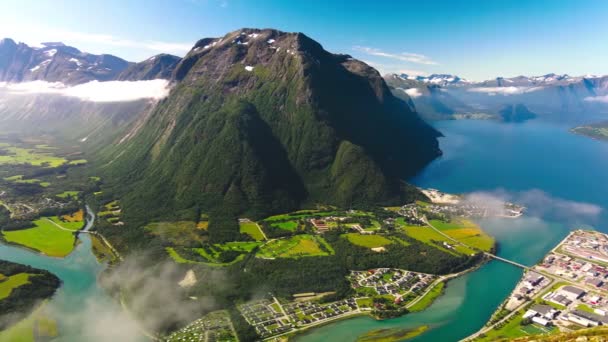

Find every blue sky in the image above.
[1,0,607,80]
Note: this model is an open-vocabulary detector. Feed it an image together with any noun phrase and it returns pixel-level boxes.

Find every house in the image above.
[522,310,537,319]
[519,286,531,295]
[529,304,558,320]
[550,294,572,307]
[311,219,329,232]
[586,278,604,288]
[569,310,608,327]
[560,286,586,301]
[525,272,544,287]
[532,316,551,326]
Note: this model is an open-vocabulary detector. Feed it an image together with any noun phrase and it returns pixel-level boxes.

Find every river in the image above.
[296,119,608,341]
[0,206,143,341]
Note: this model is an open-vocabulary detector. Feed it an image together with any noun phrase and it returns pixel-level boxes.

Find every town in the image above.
[164,310,238,342]
[468,230,608,341]
[233,268,442,340]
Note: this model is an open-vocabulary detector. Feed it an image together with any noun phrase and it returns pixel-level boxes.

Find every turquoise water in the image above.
[297,120,608,341]
[0,207,142,341]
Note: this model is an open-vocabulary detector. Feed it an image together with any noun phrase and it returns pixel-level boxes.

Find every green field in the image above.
[166,247,247,266]
[56,191,80,199]
[271,220,299,231]
[401,225,468,255]
[67,159,87,165]
[429,219,494,252]
[0,303,57,342]
[145,221,203,245]
[48,216,84,231]
[3,176,51,187]
[408,281,445,312]
[257,234,333,258]
[0,146,67,168]
[0,273,31,300]
[263,210,338,222]
[2,217,80,257]
[239,222,265,240]
[344,233,393,248]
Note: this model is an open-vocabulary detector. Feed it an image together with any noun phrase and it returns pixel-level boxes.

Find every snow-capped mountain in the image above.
[0,38,181,85]
[0,38,134,84]
[385,72,608,122]
[397,73,471,86]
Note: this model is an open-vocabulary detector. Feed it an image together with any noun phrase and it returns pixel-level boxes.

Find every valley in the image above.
[0,10,606,341]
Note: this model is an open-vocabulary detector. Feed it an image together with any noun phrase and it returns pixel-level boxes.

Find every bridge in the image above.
[483,252,530,270]
[421,217,530,271]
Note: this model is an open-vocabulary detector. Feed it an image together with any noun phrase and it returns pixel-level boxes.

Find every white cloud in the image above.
[0,80,171,103]
[584,95,608,103]
[463,189,602,223]
[467,86,544,95]
[353,46,438,65]
[401,88,423,98]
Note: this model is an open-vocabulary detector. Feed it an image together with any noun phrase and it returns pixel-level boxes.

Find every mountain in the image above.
[498,104,537,123]
[117,53,181,81]
[398,73,471,86]
[99,28,442,229]
[385,74,476,120]
[384,72,608,123]
[0,38,131,84]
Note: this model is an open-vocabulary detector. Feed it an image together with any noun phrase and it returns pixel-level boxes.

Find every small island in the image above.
[0,259,61,340]
[571,122,608,141]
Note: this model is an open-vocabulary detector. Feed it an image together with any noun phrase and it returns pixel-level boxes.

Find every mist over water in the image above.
[297,119,608,341]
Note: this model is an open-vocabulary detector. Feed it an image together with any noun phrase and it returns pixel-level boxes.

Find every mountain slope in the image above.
[100,28,442,225]
[117,53,181,81]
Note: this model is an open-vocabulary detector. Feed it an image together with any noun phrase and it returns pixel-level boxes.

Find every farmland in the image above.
[239,221,266,240]
[429,218,494,252]
[0,144,67,168]
[0,273,31,300]
[344,233,393,248]
[257,234,333,258]
[2,216,82,257]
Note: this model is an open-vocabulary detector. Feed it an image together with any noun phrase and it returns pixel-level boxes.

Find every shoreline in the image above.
[286,253,494,341]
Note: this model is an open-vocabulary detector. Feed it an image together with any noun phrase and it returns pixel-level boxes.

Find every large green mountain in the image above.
[99,28,442,222]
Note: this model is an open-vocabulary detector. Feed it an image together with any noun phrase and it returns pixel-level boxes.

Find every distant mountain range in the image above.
[0,38,180,84]
[387,73,608,122]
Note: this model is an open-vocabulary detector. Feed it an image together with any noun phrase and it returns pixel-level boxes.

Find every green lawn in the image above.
[344,233,393,248]
[408,281,445,312]
[2,217,79,257]
[257,234,332,258]
[355,297,373,308]
[239,222,265,241]
[0,273,31,300]
[271,220,299,231]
